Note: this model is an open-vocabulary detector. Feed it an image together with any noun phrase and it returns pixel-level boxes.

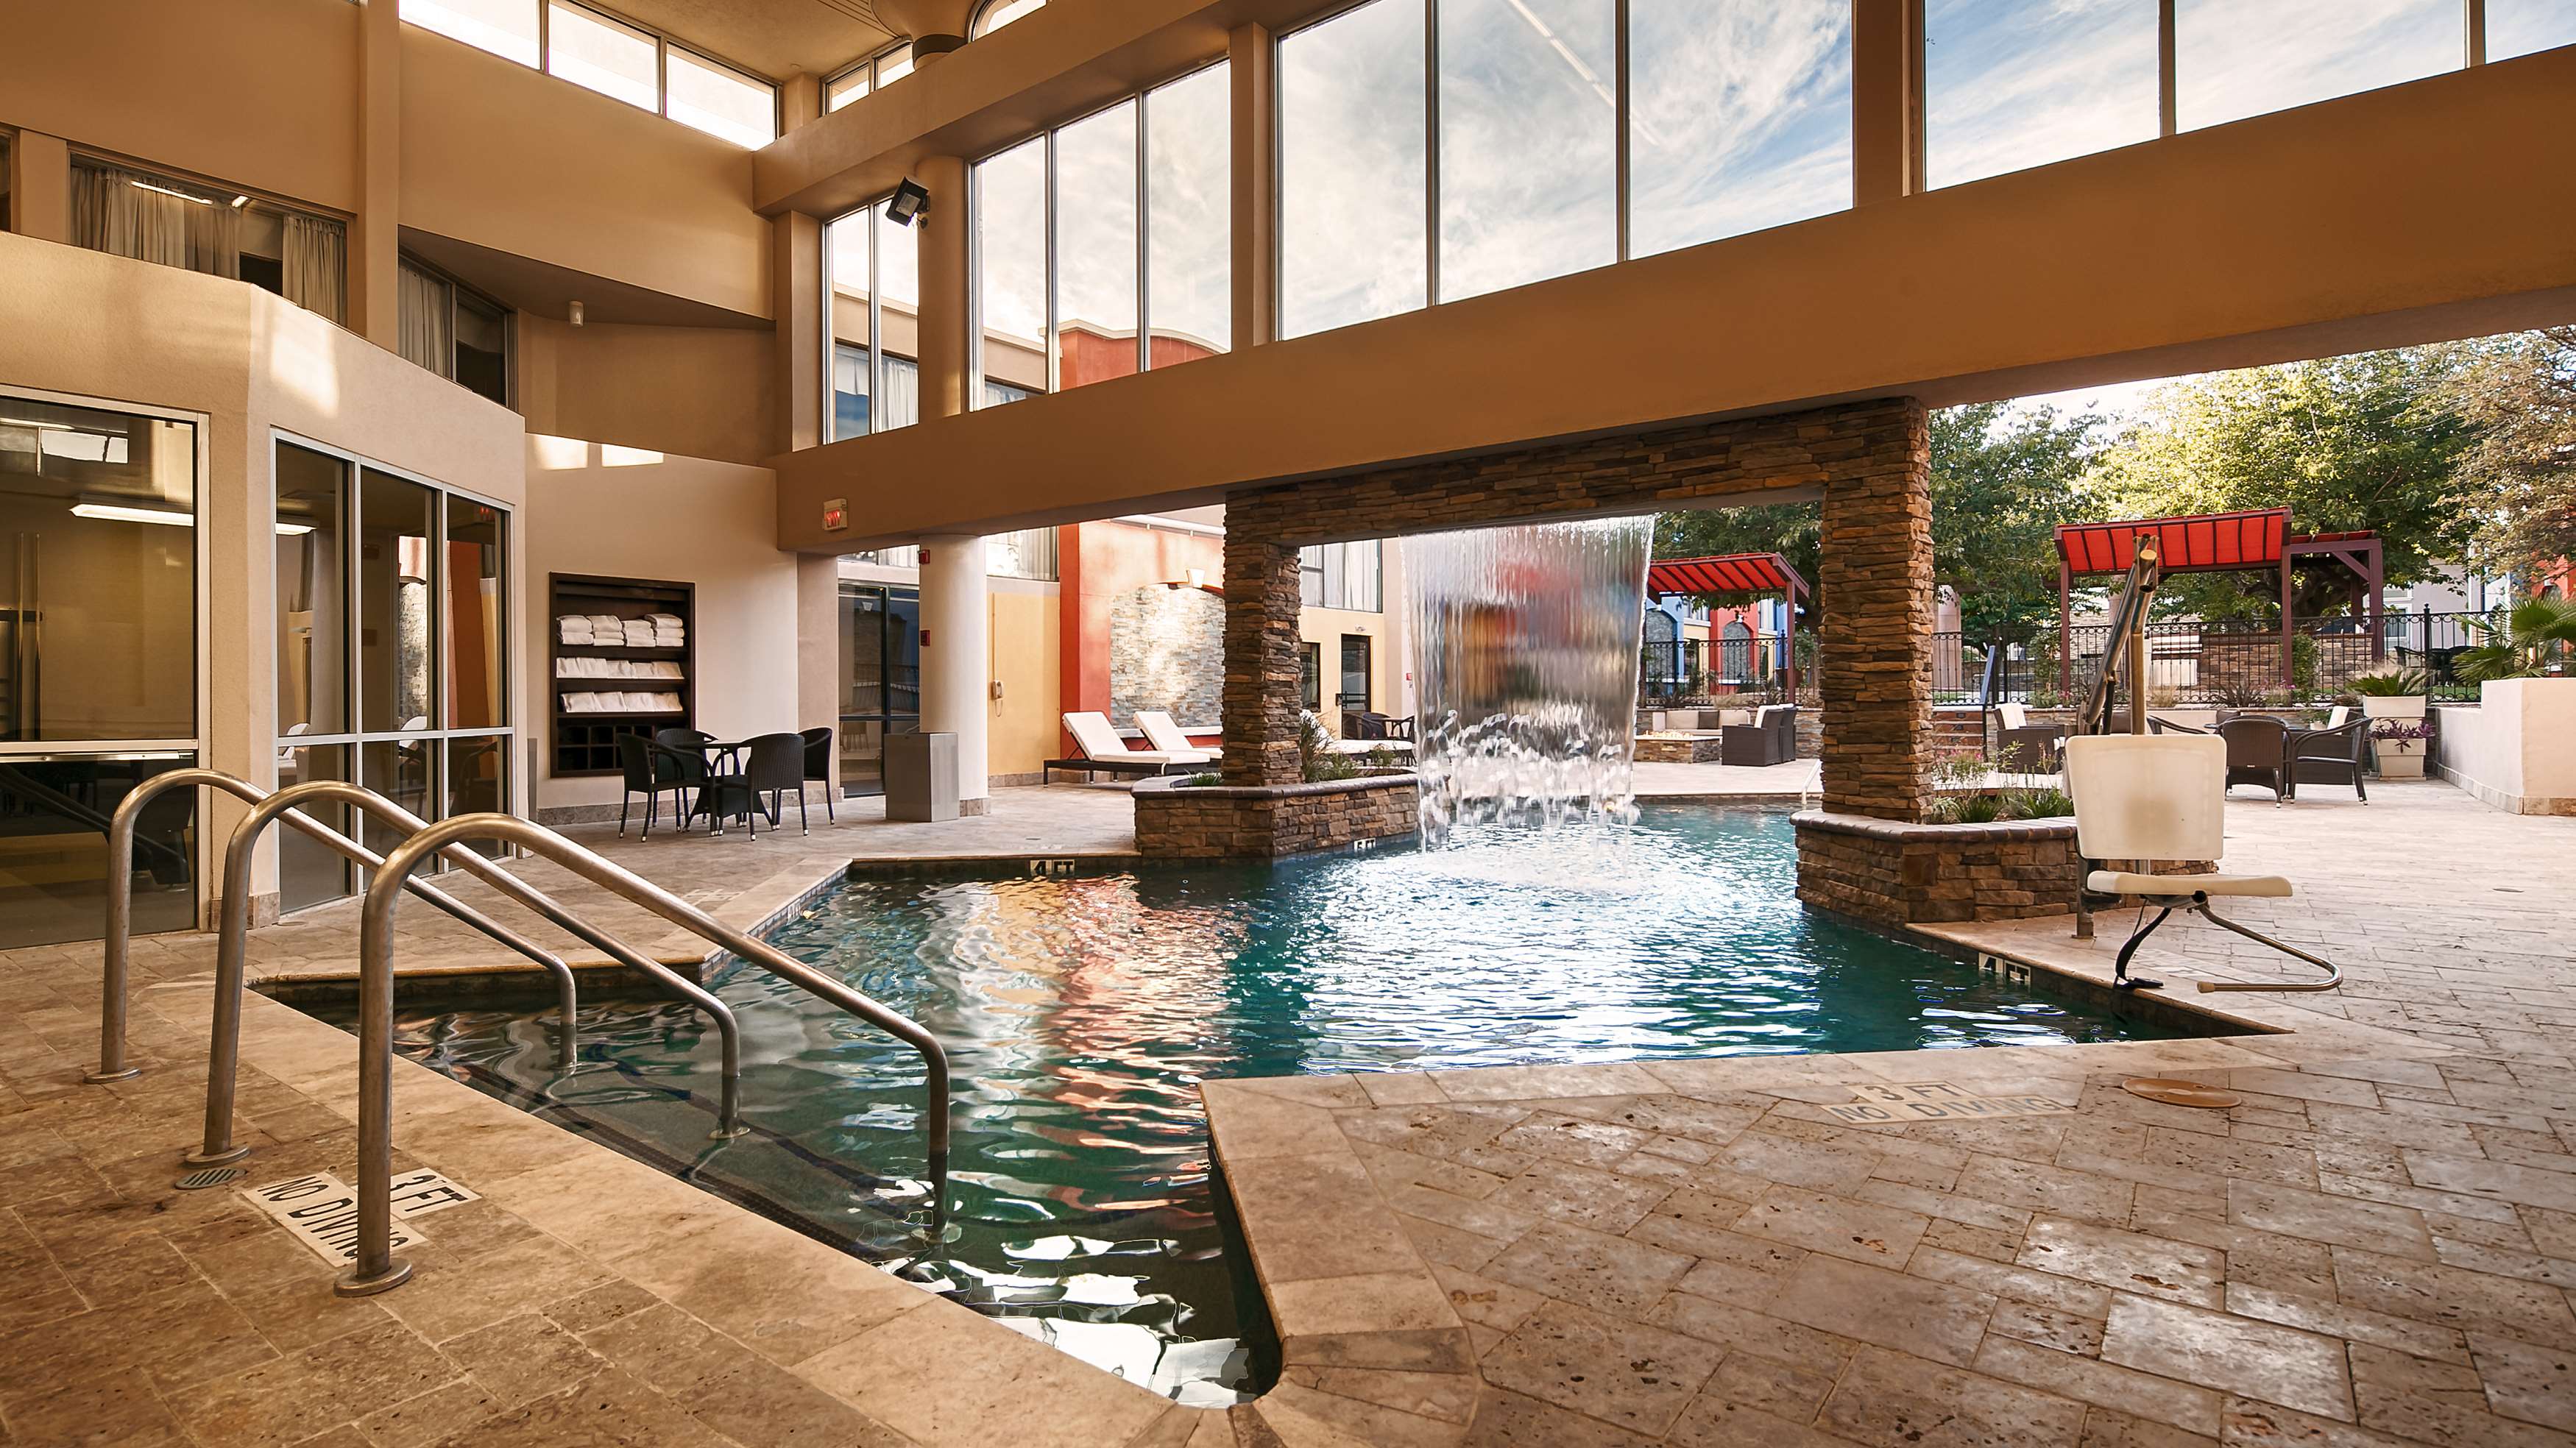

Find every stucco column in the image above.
[919,535,991,810]
[1228,24,1277,350]
[351,0,401,349]
[1851,0,1925,206]
[6,132,71,242]
[1815,398,1934,821]
[1220,530,1303,787]
[916,154,973,422]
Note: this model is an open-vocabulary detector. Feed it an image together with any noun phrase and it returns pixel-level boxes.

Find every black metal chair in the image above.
[701,732,807,837]
[615,733,689,839]
[2215,716,2291,803]
[2287,716,2368,802]
[800,727,836,823]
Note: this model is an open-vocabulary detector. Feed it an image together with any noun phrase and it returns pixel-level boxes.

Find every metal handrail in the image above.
[188,780,748,1166]
[91,768,576,1087]
[338,812,952,1297]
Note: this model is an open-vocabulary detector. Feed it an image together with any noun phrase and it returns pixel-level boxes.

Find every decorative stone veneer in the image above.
[1794,811,2078,925]
[1108,583,1223,729]
[1133,773,1419,859]
[1635,733,1725,763]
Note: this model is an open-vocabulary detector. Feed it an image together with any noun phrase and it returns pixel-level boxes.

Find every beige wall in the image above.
[0,0,361,213]
[520,436,798,816]
[517,317,776,467]
[400,26,771,321]
[776,46,2576,550]
[0,233,529,905]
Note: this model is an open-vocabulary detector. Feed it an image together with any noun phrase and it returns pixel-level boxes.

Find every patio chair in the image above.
[1342,709,1413,742]
[1046,711,1202,783]
[699,732,805,837]
[2145,716,2208,734]
[1133,711,1220,763]
[2214,716,2292,803]
[1720,704,1797,767]
[1993,702,2067,772]
[616,734,690,839]
[2065,734,2340,995]
[2287,715,2368,801]
[800,726,836,823]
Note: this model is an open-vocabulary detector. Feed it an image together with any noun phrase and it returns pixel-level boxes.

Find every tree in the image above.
[1654,402,2096,647]
[2084,350,2479,621]
[2444,327,2576,586]
[1928,402,2095,646]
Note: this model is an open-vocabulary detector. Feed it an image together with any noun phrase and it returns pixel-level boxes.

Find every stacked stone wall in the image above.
[1793,813,2078,926]
[1135,776,1418,859]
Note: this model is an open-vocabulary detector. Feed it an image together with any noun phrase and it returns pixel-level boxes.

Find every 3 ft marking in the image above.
[1821,1081,2076,1124]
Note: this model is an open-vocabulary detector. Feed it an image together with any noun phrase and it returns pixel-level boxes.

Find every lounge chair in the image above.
[1720,704,1797,766]
[1993,702,2067,772]
[1133,711,1220,763]
[2065,734,2341,995]
[1045,711,1205,783]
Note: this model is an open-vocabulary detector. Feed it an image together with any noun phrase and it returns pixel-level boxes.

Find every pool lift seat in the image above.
[2064,734,2341,995]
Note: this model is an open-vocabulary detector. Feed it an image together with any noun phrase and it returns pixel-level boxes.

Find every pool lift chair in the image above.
[2064,733,2341,995]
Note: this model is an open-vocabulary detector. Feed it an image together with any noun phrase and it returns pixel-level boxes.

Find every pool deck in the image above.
[3,777,2569,1445]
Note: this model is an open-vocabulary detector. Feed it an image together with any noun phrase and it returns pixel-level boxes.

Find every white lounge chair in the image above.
[2064,734,2340,995]
[1045,711,1206,783]
[1133,711,1220,763]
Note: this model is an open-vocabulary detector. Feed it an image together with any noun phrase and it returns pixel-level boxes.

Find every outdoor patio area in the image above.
[0,776,2567,1447]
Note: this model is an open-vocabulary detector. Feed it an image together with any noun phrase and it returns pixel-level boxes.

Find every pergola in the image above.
[2053,508,2383,692]
[1645,553,1808,692]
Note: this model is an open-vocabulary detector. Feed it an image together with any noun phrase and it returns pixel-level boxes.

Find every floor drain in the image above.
[174,1166,249,1191]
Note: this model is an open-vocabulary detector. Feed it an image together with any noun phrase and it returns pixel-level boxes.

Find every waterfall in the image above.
[1408,517,1652,845]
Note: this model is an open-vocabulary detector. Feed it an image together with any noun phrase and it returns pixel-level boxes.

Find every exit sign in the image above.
[821,497,848,531]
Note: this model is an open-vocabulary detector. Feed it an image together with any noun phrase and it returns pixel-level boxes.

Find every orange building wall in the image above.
[1058,520,1225,756]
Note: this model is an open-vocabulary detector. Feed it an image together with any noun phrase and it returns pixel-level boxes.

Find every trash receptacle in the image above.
[883,732,958,822]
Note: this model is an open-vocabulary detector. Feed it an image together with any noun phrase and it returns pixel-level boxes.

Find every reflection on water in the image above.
[361,805,2179,1405]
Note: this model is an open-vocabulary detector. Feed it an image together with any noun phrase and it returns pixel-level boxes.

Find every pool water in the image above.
[347,804,2183,1404]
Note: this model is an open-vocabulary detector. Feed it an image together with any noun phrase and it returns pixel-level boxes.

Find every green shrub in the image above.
[2346,667,2428,698]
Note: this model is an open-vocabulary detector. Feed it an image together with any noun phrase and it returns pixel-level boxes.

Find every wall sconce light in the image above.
[885,178,932,227]
[569,300,585,327]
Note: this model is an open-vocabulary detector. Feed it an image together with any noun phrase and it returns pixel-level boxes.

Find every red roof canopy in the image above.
[1647,553,1808,598]
[2056,508,2292,576]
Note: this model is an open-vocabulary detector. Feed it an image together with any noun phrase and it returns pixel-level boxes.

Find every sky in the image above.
[821,0,2576,408]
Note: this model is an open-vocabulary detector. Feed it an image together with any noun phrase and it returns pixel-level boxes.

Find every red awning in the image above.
[2055,508,2291,576]
[1646,553,1807,598]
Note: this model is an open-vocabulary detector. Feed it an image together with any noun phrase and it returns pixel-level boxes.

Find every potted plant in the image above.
[2347,667,2430,777]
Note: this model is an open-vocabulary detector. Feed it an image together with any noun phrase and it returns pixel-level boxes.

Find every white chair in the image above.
[1047,711,1203,783]
[2064,734,2341,995]
[1133,711,1220,763]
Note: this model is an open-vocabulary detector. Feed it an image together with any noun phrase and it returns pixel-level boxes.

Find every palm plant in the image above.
[2345,667,2429,697]
[2456,597,2576,682]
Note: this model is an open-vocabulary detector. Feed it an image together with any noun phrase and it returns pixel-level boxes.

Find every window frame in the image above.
[266,427,520,894]
[404,0,779,148]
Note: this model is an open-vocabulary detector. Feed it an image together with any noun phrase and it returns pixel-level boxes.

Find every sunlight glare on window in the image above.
[667,48,777,146]
[400,0,539,67]
[547,2,657,111]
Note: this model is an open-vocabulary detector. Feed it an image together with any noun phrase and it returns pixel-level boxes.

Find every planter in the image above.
[2360,695,2427,721]
[2371,741,2427,778]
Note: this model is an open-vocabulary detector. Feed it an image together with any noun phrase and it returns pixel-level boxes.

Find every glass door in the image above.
[0,394,202,948]
[838,583,920,796]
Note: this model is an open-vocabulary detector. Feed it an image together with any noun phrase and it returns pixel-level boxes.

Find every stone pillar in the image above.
[5,131,71,242]
[919,535,991,812]
[1816,398,1934,823]
[1220,530,1304,787]
[1228,23,1277,351]
[915,154,973,422]
[351,0,401,349]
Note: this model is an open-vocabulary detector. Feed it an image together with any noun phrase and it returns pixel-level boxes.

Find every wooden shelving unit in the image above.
[549,573,695,778]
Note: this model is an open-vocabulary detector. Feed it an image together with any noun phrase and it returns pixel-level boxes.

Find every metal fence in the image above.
[1640,635,1794,704]
[1931,610,2498,706]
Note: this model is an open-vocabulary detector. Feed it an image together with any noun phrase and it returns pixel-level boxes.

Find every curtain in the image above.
[879,355,921,429]
[397,263,453,378]
[283,215,347,325]
[72,165,239,278]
